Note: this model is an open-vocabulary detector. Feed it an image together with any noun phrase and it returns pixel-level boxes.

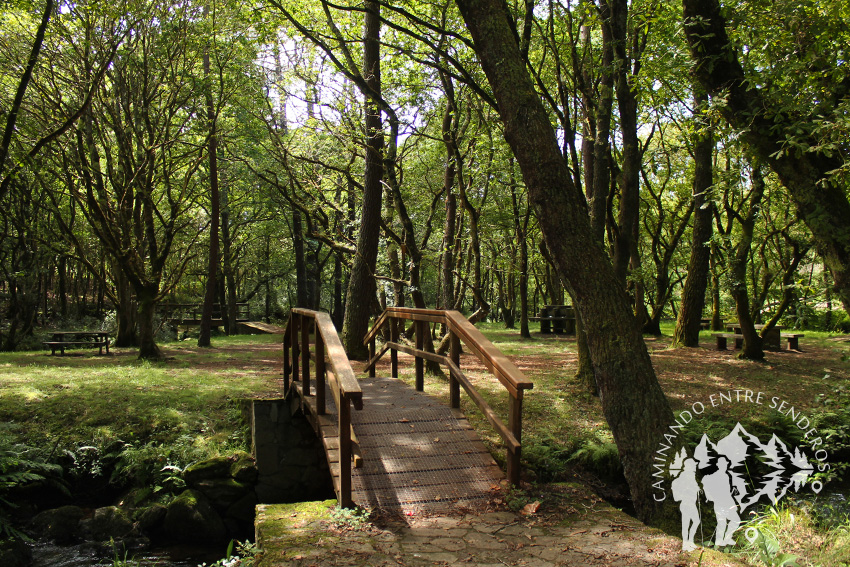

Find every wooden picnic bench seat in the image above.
[43,340,109,356]
[780,333,805,350]
[713,332,743,350]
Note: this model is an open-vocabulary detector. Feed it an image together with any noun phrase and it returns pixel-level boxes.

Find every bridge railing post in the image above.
[414,320,424,391]
[338,395,353,507]
[315,330,326,415]
[449,331,460,408]
[507,391,524,486]
[291,313,300,390]
[368,334,376,378]
[390,317,398,378]
[301,315,311,397]
[283,320,291,393]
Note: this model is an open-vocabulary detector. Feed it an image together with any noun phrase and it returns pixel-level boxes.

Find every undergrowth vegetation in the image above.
[0,335,280,541]
[738,504,850,567]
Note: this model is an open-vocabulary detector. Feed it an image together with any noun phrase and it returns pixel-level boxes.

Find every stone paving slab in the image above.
[255,484,747,567]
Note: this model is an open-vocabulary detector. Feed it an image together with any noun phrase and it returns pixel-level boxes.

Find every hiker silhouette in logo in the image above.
[701,456,741,546]
[670,457,701,551]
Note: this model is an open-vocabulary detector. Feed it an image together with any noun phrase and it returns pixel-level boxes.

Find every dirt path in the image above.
[255,483,742,566]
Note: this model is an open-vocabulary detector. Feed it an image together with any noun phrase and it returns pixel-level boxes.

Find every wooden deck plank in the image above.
[295,375,504,516]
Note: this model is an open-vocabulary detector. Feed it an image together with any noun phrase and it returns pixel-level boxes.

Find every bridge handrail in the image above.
[160,302,250,321]
[284,308,362,507]
[363,307,532,485]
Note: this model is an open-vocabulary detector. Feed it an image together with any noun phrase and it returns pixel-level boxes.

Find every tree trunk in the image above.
[136,284,162,360]
[729,165,766,360]
[341,0,383,359]
[198,35,220,348]
[58,255,68,319]
[607,0,641,292]
[293,209,308,308]
[0,0,53,199]
[455,0,674,524]
[710,251,722,330]
[440,83,458,311]
[114,269,138,347]
[575,18,613,392]
[514,187,531,339]
[673,88,714,347]
[222,185,238,334]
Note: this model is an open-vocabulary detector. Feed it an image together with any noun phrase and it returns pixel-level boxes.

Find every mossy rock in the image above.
[133,503,167,532]
[31,505,85,543]
[195,478,252,510]
[164,489,227,543]
[83,506,135,541]
[184,456,233,485]
[230,451,259,483]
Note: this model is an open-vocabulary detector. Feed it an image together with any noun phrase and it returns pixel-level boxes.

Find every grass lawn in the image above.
[0,334,285,474]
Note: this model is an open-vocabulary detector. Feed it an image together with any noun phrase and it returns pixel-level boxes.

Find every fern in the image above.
[568,432,623,480]
[0,424,63,540]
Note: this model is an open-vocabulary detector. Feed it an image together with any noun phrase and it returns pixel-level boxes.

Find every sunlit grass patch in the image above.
[736,503,850,567]
[0,337,280,459]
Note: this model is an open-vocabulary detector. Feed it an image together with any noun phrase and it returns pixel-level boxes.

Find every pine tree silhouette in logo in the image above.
[669,423,815,550]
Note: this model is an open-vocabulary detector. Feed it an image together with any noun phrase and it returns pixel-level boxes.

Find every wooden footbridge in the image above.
[282,307,533,515]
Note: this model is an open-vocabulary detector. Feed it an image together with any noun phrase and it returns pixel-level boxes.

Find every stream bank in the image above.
[4,398,333,567]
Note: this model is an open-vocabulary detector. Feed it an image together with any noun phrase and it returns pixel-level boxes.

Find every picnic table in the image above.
[529,305,576,334]
[713,323,803,351]
[726,323,783,350]
[43,331,111,355]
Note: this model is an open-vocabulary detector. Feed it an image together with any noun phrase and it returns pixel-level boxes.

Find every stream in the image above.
[30,541,225,567]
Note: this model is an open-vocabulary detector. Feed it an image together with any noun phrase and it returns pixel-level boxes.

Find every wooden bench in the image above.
[713,332,743,350]
[43,340,109,356]
[781,333,805,350]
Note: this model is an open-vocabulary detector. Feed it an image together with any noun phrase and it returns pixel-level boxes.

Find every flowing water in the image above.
[30,541,225,567]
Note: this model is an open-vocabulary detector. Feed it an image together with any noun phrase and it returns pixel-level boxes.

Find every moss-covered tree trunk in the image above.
[455,0,674,524]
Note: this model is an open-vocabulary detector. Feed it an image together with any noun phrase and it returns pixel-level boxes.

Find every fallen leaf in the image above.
[520,501,541,516]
